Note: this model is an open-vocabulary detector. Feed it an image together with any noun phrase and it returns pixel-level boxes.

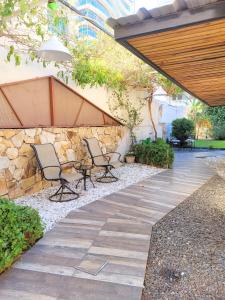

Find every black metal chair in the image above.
[31,143,83,202]
[83,137,123,183]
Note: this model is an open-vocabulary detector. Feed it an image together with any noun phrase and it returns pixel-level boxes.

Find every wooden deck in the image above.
[0,152,215,300]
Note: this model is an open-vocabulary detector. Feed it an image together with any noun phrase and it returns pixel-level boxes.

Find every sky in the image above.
[135,0,173,11]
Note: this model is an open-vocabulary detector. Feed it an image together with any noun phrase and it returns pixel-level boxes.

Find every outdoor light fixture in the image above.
[37,0,112,62]
[48,0,59,10]
[36,36,72,62]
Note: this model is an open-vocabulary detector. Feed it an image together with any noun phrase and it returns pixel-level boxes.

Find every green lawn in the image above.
[195,140,225,149]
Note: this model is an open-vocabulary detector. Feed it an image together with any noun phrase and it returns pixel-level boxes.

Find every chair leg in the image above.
[49,181,79,202]
[96,166,118,183]
[75,178,82,189]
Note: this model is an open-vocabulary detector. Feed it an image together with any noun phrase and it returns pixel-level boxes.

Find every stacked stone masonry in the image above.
[0,127,124,200]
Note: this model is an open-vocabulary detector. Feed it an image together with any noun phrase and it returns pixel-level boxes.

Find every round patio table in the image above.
[77,165,95,190]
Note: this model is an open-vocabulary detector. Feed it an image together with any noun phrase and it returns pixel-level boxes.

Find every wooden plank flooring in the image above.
[0,152,215,300]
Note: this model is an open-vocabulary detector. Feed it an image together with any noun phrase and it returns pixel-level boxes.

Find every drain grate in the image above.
[74,254,108,276]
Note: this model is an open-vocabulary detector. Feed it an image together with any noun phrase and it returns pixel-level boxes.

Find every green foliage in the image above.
[205,106,225,128]
[108,91,145,145]
[204,106,225,140]
[188,99,211,138]
[70,59,124,90]
[133,140,174,168]
[157,74,183,96]
[172,118,194,145]
[0,198,43,274]
[140,137,152,145]
[211,125,225,140]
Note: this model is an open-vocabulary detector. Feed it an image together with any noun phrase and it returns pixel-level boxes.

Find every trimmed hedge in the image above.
[133,139,174,168]
[0,199,43,274]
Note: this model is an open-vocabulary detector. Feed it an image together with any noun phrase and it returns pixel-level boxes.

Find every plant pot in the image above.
[125,155,135,164]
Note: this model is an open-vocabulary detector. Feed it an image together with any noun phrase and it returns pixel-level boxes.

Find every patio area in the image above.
[0,151,217,300]
[15,163,162,232]
[1,1,225,299]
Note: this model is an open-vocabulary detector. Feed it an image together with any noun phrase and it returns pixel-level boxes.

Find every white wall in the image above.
[0,47,112,112]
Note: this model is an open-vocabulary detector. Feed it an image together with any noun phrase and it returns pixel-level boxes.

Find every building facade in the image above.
[75,0,134,38]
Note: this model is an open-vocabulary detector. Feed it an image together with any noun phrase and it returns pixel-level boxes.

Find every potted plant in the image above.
[125,151,136,164]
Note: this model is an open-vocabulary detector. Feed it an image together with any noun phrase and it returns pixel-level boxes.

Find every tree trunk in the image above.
[147,92,157,140]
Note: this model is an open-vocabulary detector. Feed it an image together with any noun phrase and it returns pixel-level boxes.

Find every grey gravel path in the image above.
[142,175,225,300]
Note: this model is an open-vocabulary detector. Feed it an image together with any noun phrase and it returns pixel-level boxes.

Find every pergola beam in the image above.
[115,1,225,41]
[110,1,225,106]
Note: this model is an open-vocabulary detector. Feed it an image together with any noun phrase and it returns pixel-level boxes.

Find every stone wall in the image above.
[0,126,125,200]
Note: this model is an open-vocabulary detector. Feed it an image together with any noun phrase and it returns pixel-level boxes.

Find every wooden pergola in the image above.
[108,0,225,106]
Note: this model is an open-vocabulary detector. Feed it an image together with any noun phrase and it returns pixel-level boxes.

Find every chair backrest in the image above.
[31,143,61,180]
[83,138,108,166]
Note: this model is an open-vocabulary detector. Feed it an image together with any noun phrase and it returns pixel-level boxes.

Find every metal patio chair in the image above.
[31,143,83,202]
[83,137,123,183]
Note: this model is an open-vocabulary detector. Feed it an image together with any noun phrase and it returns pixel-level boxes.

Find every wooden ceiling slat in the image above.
[128,18,225,105]
[129,19,225,43]
[143,47,225,64]
[176,73,225,80]
[157,57,225,69]
[130,30,225,50]
[165,62,225,72]
[167,67,225,76]
[131,38,225,55]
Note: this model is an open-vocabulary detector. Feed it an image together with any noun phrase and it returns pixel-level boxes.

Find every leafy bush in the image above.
[140,137,151,145]
[0,199,43,274]
[133,139,174,168]
[172,118,194,146]
[212,125,225,140]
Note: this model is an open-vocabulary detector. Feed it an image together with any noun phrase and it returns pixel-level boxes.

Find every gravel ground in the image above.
[15,164,161,232]
[142,175,225,300]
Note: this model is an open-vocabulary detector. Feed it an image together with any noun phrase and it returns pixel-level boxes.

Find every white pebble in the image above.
[15,164,162,232]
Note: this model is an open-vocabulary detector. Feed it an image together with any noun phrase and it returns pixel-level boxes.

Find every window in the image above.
[78,0,110,17]
[79,24,97,38]
[80,9,104,26]
[172,94,183,100]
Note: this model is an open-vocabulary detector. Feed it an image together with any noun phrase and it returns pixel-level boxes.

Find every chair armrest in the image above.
[105,152,122,161]
[61,160,84,170]
[42,165,61,171]
[92,154,110,164]
[41,166,62,180]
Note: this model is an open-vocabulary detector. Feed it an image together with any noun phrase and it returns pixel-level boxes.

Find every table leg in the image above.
[90,174,95,188]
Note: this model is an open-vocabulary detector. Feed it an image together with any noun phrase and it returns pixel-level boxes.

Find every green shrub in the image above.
[140,137,151,145]
[133,139,174,168]
[155,138,166,145]
[172,118,194,146]
[0,199,43,274]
